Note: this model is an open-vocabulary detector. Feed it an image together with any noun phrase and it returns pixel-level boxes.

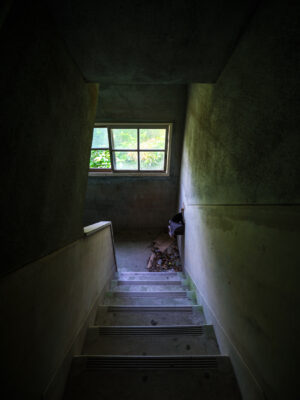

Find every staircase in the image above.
[63,271,242,399]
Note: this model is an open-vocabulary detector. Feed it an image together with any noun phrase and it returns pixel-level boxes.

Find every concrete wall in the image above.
[47,0,258,84]
[84,84,187,231]
[179,1,299,399]
[0,224,116,399]
[0,1,98,276]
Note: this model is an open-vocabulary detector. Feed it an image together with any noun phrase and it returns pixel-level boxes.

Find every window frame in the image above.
[88,123,172,176]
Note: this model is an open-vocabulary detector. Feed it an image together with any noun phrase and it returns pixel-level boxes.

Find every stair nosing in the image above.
[87,324,211,335]
[99,305,201,311]
[73,355,228,370]
[115,280,183,285]
[107,291,190,298]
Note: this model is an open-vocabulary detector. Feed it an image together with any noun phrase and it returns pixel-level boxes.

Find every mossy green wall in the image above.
[179,1,299,399]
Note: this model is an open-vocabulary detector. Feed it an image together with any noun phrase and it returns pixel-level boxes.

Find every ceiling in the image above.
[47,0,259,84]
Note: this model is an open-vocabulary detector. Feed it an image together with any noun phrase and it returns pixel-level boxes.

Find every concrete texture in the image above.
[64,269,241,399]
[114,230,160,271]
[180,8,300,205]
[182,206,300,400]
[116,271,183,281]
[0,1,98,275]
[84,85,187,231]
[95,305,206,326]
[179,1,300,399]
[47,0,258,84]
[114,279,183,285]
[104,291,196,306]
[65,357,242,400]
[111,283,186,292]
[0,224,116,399]
[83,325,220,356]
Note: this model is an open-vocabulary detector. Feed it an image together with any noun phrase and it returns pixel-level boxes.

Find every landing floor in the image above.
[114,230,160,272]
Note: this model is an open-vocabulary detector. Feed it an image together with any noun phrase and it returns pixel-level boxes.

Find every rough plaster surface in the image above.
[179,1,300,399]
[0,2,98,275]
[183,205,299,399]
[47,0,258,83]
[181,44,299,203]
[0,226,116,399]
[84,85,187,231]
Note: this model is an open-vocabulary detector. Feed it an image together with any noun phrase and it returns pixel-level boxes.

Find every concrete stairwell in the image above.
[63,271,242,399]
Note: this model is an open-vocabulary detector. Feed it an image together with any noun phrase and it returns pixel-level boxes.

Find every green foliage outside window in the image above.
[90,150,111,169]
[89,127,167,171]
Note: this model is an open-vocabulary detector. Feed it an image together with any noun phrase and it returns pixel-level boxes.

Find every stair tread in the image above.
[111,284,187,292]
[64,356,242,400]
[117,271,183,276]
[95,305,206,326]
[104,290,196,306]
[114,279,184,285]
[104,297,195,306]
[116,273,184,282]
[64,267,241,399]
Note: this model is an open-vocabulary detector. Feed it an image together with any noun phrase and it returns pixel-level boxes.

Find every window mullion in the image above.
[164,127,168,172]
[89,124,171,174]
[137,128,140,171]
[108,127,114,171]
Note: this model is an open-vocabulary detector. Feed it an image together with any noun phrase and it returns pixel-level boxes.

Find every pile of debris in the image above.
[147,234,182,272]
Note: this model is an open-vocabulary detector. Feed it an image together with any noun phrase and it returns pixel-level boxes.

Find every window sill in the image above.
[88,171,170,177]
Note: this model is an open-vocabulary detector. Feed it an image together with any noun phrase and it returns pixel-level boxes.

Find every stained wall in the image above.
[179,1,299,398]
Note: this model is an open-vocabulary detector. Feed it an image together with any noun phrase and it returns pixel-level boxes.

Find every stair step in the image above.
[95,305,206,326]
[64,356,242,400]
[114,279,184,286]
[104,291,196,306]
[111,283,187,292]
[116,272,184,282]
[83,325,220,356]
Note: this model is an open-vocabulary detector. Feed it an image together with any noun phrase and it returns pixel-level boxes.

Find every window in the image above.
[89,123,172,175]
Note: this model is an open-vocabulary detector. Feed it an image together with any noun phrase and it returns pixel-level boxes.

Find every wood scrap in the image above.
[153,233,174,252]
[147,234,182,272]
[146,253,155,269]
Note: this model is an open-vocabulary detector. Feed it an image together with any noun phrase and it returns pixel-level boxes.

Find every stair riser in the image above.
[116,280,183,285]
[107,291,190,298]
[111,284,187,292]
[116,272,181,278]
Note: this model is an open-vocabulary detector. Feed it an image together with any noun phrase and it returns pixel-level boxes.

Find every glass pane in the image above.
[92,127,109,148]
[140,151,165,170]
[140,129,166,149]
[114,151,138,170]
[89,150,111,169]
[112,129,137,149]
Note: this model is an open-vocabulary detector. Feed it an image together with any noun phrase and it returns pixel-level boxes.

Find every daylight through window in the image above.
[89,124,171,174]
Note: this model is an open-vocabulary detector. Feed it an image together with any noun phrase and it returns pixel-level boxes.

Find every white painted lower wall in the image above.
[184,269,265,400]
[181,203,299,400]
[0,223,116,400]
